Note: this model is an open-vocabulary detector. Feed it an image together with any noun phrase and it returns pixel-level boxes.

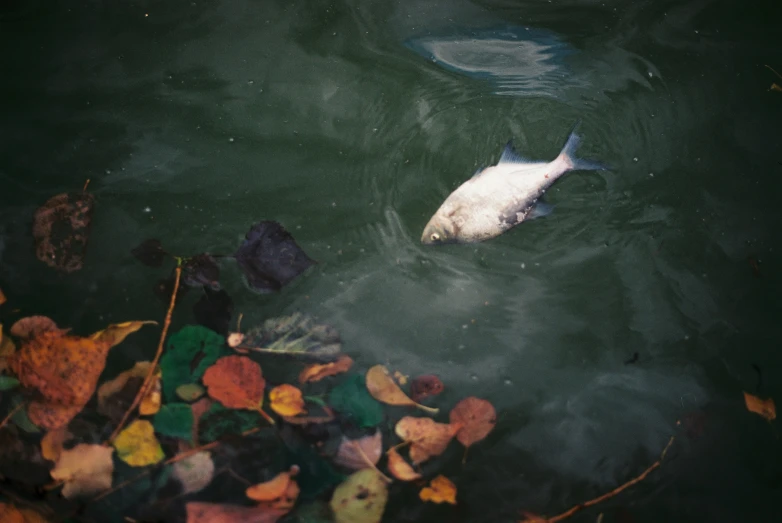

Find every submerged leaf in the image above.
[771,83,782,92]
[32,190,95,273]
[177,383,206,402]
[113,420,165,467]
[198,403,260,443]
[449,396,496,448]
[419,474,457,505]
[328,375,384,428]
[744,392,776,421]
[41,427,73,463]
[98,361,161,420]
[131,238,168,267]
[410,374,444,402]
[160,326,229,401]
[182,254,221,290]
[186,502,287,523]
[299,355,354,384]
[50,443,114,499]
[238,313,341,361]
[329,469,388,523]
[90,320,157,348]
[0,376,20,390]
[395,416,459,465]
[0,288,5,306]
[333,431,382,471]
[154,403,195,440]
[269,384,306,417]
[365,365,438,414]
[246,465,300,511]
[386,447,421,481]
[174,451,215,495]
[202,355,265,409]
[193,288,234,335]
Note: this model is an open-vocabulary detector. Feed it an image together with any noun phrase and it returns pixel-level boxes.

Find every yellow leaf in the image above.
[419,474,457,505]
[298,355,353,383]
[90,320,157,348]
[771,83,782,92]
[269,384,306,417]
[330,469,388,523]
[50,443,114,499]
[365,365,438,414]
[113,419,165,467]
[41,427,73,463]
[744,392,776,421]
[386,447,421,481]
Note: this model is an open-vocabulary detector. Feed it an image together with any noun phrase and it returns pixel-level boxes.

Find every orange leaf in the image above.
[386,447,421,481]
[0,503,51,523]
[744,392,776,421]
[246,465,300,511]
[365,365,438,414]
[333,431,382,470]
[202,355,265,410]
[419,474,457,505]
[41,427,73,463]
[9,316,66,340]
[50,443,114,499]
[0,288,6,306]
[269,384,306,417]
[449,397,496,447]
[298,355,353,383]
[395,416,459,464]
[186,502,287,523]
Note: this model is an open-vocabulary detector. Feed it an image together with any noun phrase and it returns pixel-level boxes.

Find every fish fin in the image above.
[557,122,609,171]
[527,201,554,220]
[499,141,532,164]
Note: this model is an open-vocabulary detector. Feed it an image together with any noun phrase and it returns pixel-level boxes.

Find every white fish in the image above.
[421,125,604,244]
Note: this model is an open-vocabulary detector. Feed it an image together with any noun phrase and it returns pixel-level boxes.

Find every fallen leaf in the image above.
[395,416,459,464]
[41,427,73,463]
[186,502,287,523]
[113,419,165,467]
[153,403,195,440]
[239,313,341,361]
[0,503,51,523]
[32,190,95,273]
[0,376,19,391]
[198,403,262,443]
[194,288,234,336]
[772,83,782,92]
[298,355,354,384]
[160,325,230,401]
[10,396,40,433]
[419,474,457,505]
[202,355,266,409]
[328,375,384,428]
[386,447,421,481]
[234,221,316,293]
[177,383,206,402]
[0,324,15,373]
[449,396,496,448]
[9,316,64,340]
[410,374,444,402]
[173,451,215,495]
[246,465,300,511]
[90,320,157,348]
[0,287,5,306]
[131,238,168,267]
[190,397,214,445]
[333,431,382,470]
[744,392,776,421]
[97,361,161,420]
[50,443,114,499]
[269,384,306,417]
[329,469,388,523]
[182,254,221,290]
[366,365,438,414]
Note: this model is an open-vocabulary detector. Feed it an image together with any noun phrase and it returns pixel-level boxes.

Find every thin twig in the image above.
[353,441,393,483]
[0,401,25,431]
[107,266,181,444]
[766,65,782,80]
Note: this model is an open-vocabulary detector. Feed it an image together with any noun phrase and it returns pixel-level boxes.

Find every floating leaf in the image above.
[744,392,776,421]
[386,447,421,481]
[97,361,161,420]
[333,431,382,471]
[177,383,206,402]
[174,451,215,495]
[410,374,444,402]
[395,416,459,465]
[50,443,114,499]
[329,375,384,428]
[41,427,73,463]
[160,325,229,401]
[0,324,15,373]
[238,313,341,361]
[9,316,64,339]
[186,502,287,523]
[772,83,782,92]
[199,403,261,443]
[194,288,234,335]
[366,365,438,414]
[0,376,20,391]
[0,503,51,523]
[10,396,40,433]
[154,403,195,440]
[329,469,388,523]
[32,190,95,273]
[0,288,5,305]
[419,474,457,505]
[449,396,496,448]
[113,420,165,467]
[90,320,157,348]
[269,384,306,417]
[234,221,316,293]
[182,254,221,290]
[299,355,354,384]
[131,238,168,267]
[202,355,265,409]
[246,465,300,511]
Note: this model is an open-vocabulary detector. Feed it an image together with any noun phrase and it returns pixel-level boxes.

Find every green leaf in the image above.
[0,376,19,391]
[11,396,40,433]
[328,375,384,428]
[153,403,194,440]
[241,313,341,361]
[160,325,229,401]
[176,383,205,402]
[199,403,260,443]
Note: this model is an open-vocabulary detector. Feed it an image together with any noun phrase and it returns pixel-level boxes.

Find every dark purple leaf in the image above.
[234,221,316,293]
[131,239,168,267]
[32,191,95,273]
[182,254,220,290]
[193,288,234,336]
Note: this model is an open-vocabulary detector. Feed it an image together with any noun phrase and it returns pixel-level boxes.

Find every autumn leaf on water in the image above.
[299,355,354,383]
[410,374,444,402]
[744,392,776,421]
[420,474,457,505]
[269,384,306,417]
[201,355,275,423]
[235,313,342,361]
[0,324,15,373]
[40,427,73,463]
[32,189,95,273]
[160,325,230,402]
[186,502,288,523]
[50,443,114,499]
[330,469,389,523]
[366,365,439,414]
[0,503,51,523]
[449,397,497,448]
[113,419,165,467]
[395,416,459,465]
[386,447,421,481]
[97,361,161,420]
[333,431,382,471]
[90,320,157,348]
[0,287,5,306]
[246,465,301,512]
[9,316,66,340]
[174,451,215,495]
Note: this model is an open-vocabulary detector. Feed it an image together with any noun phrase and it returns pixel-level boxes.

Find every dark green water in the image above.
[1,0,781,521]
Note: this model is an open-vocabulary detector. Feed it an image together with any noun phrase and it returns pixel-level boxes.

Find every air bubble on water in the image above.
[331,202,337,207]
[461,324,468,329]
[521,262,526,269]
[470,373,478,381]
[633,157,638,162]
[649,172,654,177]
[143,207,151,213]
[458,344,465,350]
[228,137,235,142]
[247,80,254,85]
[296,225,302,229]
[648,71,653,78]
[504,379,512,386]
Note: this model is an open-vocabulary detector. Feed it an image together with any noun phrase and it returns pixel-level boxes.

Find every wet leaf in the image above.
[365,365,438,414]
[333,431,382,471]
[32,190,95,273]
[772,83,782,92]
[177,383,206,402]
[329,469,388,523]
[744,392,776,421]
[41,427,73,463]
[410,374,444,402]
[160,325,229,401]
[239,313,341,361]
[50,443,114,499]
[131,238,168,267]
[174,451,215,495]
[182,253,221,290]
[9,316,64,339]
[194,288,234,335]
[98,361,161,420]
[154,403,194,440]
[0,324,15,373]
[199,403,260,443]
[449,396,496,447]
[0,287,5,306]
[386,447,421,481]
[419,474,457,505]
[0,375,20,390]
[395,416,459,465]
[0,503,51,523]
[113,419,165,467]
[328,375,384,428]
[10,396,40,433]
[202,355,265,409]
[234,221,316,293]
[246,465,300,511]
[299,355,354,384]
[270,384,306,417]
[90,320,157,348]
[186,502,287,523]
[190,397,214,445]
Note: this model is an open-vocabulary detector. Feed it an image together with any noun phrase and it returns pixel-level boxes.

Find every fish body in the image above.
[421,126,603,244]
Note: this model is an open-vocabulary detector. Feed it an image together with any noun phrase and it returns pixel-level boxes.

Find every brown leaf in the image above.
[32,190,95,273]
[744,392,776,421]
[0,324,15,373]
[449,396,496,447]
[419,474,457,505]
[0,503,51,523]
[97,361,161,420]
[246,465,300,511]
[298,355,353,383]
[395,416,459,464]
[202,355,265,410]
[10,316,66,340]
[186,502,287,523]
[410,374,444,402]
[365,365,438,414]
[191,397,214,446]
[41,427,73,463]
[386,447,421,481]
[333,431,382,470]
[0,287,6,306]
[50,443,114,499]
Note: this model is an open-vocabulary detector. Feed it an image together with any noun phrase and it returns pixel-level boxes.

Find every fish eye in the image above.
[430,232,440,242]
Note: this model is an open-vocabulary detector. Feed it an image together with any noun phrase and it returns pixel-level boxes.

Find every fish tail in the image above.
[557,122,608,172]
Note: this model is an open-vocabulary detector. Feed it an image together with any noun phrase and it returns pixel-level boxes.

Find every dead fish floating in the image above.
[421,124,605,244]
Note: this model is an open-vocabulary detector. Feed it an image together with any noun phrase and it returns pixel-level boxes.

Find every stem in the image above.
[107,265,181,444]
[766,65,782,80]
[414,402,440,415]
[254,406,276,426]
[353,441,392,483]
